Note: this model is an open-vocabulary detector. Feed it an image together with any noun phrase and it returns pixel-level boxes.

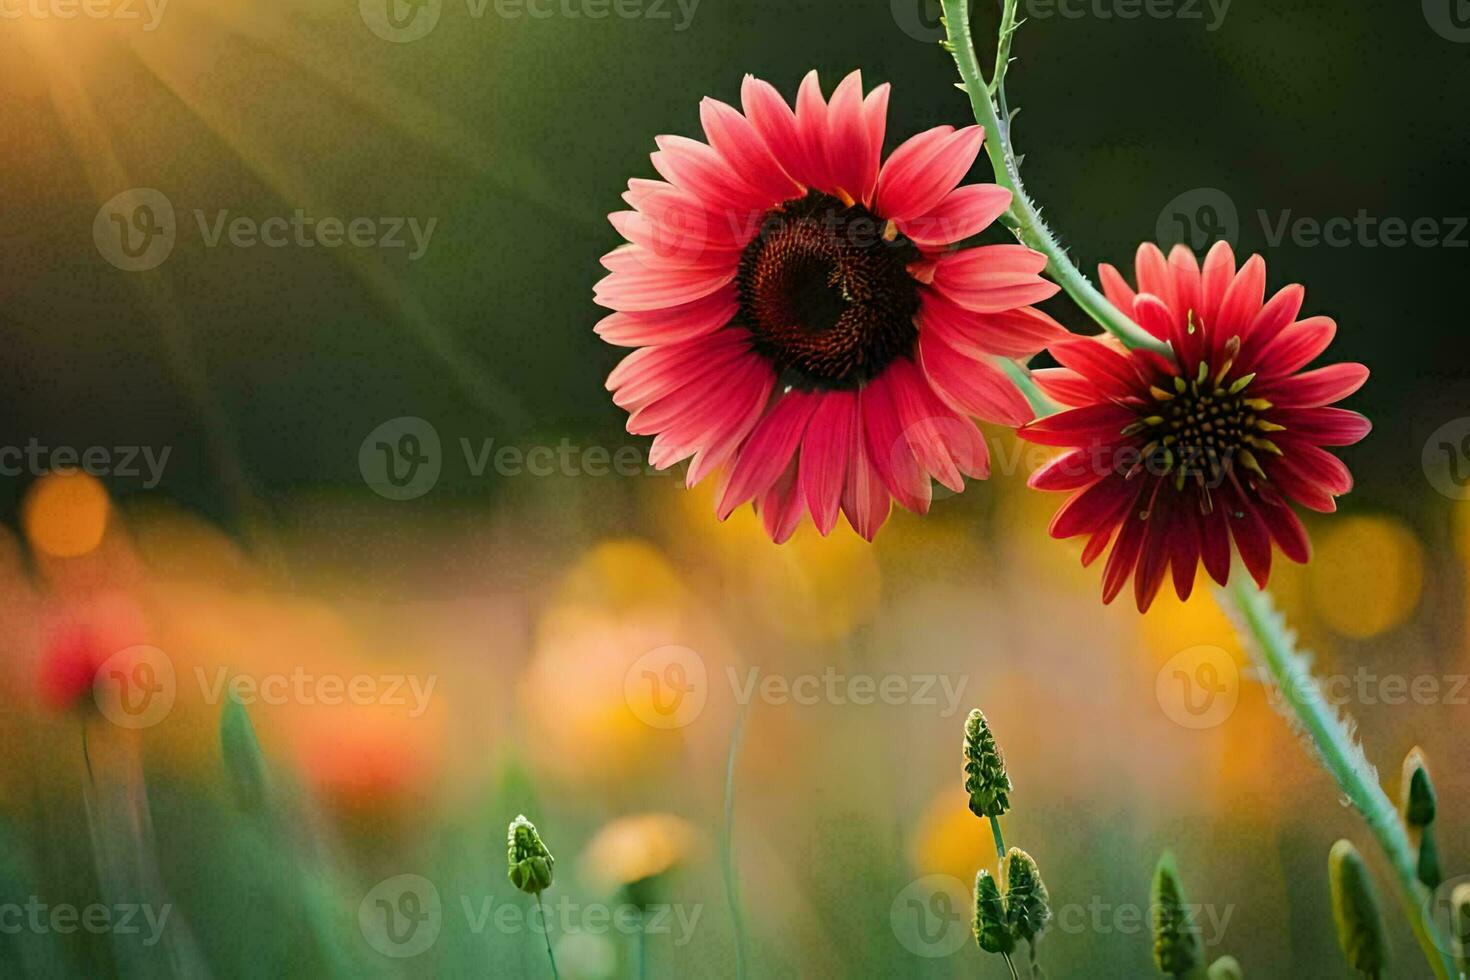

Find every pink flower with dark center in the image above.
[1020,242,1371,611]
[595,71,1064,541]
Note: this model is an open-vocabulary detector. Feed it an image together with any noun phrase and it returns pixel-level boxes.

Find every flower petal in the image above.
[899,184,1012,247]
[874,126,983,221]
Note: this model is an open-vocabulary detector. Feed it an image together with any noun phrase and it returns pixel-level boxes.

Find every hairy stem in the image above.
[1222,578,1453,979]
[940,0,1168,356]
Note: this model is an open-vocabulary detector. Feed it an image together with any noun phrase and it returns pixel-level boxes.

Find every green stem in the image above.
[988,815,1006,864]
[940,0,1168,356]
[536,892,560,980]
[721,700,750,980]
[1221,578,1453,980]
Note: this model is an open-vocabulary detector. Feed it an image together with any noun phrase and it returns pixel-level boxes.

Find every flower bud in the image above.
[1450,882,1470,975]
[507,815,555,895]
[1003,848,1051,943]
[972,869,1014,955]
[963,709,1011,818]
[1206,955,1243,979]
[1327,839,1386,977]
[1401,747,1436,827]
[1151,852,1201,976]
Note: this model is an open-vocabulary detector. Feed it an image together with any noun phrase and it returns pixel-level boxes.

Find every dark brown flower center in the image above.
[736,192,921,389]
[1126,337,1283,510]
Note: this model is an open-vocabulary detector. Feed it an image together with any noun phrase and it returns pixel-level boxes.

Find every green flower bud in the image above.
[1206,955,1243,979]
[1450,882,1470,974]
[973,869,1014,955]
[507,815,555,895]
[1416,826,1443,890]
[1003,847,1051,944]
[1328,839,1387,977]
[1151,852,1201,976]
[963,709,1011,818]
[1401,747,1437,827]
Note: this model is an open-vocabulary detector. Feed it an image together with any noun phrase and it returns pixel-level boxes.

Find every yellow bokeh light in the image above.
[23,471,110,558]
[1309,515,1424,639]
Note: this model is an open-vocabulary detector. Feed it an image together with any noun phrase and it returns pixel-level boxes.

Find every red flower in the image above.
[595,71,1065,542]
[1019,242,1370,611]
[38,625,104,711]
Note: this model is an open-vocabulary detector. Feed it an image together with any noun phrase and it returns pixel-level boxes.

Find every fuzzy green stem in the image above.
[940,0,1168,356]
[1222,578,1453,979]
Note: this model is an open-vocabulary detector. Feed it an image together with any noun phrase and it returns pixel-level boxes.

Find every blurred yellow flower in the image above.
[24,471,109,558]
[911,787,991,881]
[1309,515,1424,639]
[581,812,698,892]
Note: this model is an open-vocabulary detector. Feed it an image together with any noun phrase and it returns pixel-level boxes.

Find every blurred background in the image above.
[1,0,1468,975]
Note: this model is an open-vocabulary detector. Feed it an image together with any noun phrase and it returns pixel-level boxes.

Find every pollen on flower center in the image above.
[1125,336,1284,507]
[737,191,921,389]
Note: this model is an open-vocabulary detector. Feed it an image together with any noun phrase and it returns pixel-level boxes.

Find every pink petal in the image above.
[874,126,983,221]
[1098,262,1137,313]
[1019,402,1136,447]
[794,70,832,194]
[700,97,803,207]
[1213,253,1266,337]
[740,74,816,189]
[1255,316,1336,377]
[1197,240,1237,328]
[824,71,881,206]
[1255,362,1368,408]
[860,371,931,513]
[1269,407,1371,446]
[1049,338,1142,400]
[594,287,738,347]
[919,331,1033,426]
[1134,243,1177,314]
[1166,244,1202,324]
[841,408,892,540]
[652,135,767,214]
[1028,448,1103,492]
[1030,367,1100,407]
[886,357,965,492]
[799,390,856,535]
[593,262,734,313]
[899,184,1012,247]
[716,391,820,519]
